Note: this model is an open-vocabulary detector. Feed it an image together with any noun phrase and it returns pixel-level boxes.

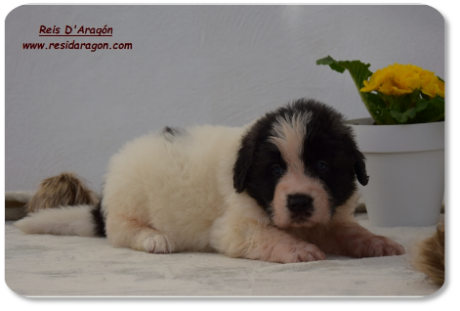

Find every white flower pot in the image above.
[346,118,444,227]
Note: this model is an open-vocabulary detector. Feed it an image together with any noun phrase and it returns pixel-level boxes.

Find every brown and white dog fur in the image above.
[413,221,445,286]
[15,99,405,263]
[25,172,99,214]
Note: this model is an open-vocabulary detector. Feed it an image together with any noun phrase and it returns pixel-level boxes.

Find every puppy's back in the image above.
[102,125,245,251]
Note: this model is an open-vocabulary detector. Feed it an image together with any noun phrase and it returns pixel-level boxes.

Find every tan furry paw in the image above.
[271,241,326,263]
[142,234,176,254]
[357,235,405,258]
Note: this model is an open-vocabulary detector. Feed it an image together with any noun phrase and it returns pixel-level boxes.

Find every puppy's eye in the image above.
[315,161,328,172]
[271,165,284,176]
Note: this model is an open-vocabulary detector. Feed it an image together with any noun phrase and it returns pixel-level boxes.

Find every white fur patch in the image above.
[14,205,95,237]
[269,112,312,174]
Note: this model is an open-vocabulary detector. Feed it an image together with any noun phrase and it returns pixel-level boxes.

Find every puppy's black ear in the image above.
[354,149,369,186]
[233,133,256,193]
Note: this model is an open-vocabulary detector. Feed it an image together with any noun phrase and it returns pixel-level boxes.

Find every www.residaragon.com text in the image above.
[23,41,133,52]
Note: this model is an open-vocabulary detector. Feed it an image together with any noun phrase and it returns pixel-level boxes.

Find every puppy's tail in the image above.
[14,172,105,237]
[15,205,100,237]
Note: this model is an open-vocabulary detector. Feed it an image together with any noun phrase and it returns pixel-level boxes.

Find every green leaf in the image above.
[408,88,422,108]
[390,110,407,123]
[406,107,416,119]
[378,89,420,110]
[316,56,346,73]
[415,98,428,112]
[317,55,380,121]
[413,95,445,123]
[361,92,396,124]
[390,108,416,124]
[316,56,372,91]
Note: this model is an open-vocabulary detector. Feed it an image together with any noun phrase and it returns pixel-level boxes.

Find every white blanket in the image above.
[5,214,441,297]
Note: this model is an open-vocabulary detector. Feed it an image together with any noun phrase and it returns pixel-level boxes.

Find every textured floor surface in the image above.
[5,214,442,297]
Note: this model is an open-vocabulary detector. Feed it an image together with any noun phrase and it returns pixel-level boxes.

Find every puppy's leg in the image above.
[211,216,325,263]
[106,214,176,254]
[248,225,326,263]
[335,222,405,257]
[303,221,405,258]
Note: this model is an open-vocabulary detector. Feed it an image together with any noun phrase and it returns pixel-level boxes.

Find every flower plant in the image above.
[316,56,445,125]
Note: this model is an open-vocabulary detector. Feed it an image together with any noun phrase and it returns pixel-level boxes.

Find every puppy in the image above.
[15,99,405,263]
[413,222,445,286]
[25,172,98,214]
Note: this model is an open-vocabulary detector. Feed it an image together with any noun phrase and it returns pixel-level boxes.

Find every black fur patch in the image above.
[91,199,106,237]
[162,126,186,142]
[233,98,368,218]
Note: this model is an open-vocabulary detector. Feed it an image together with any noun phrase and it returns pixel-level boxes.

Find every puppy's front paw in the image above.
[272,241,326,263]
[142,233,176,254]
[358,235,405,258]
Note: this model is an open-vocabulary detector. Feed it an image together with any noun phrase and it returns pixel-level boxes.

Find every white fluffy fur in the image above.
[102,125,248,254]
[15,205,95,237]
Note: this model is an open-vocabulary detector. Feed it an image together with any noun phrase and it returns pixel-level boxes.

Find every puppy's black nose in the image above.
[287,194,314,218]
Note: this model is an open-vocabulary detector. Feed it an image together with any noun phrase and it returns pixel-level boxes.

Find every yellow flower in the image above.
[360,63,444,98]
[360,68,390,92]
[422,75,445,98]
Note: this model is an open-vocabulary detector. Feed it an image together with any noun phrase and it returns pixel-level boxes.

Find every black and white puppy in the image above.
[15,99,405,263]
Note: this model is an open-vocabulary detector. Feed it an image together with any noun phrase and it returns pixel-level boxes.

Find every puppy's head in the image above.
[233,99,368,228]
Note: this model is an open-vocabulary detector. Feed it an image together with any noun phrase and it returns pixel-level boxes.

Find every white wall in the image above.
[5,5,444,192]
